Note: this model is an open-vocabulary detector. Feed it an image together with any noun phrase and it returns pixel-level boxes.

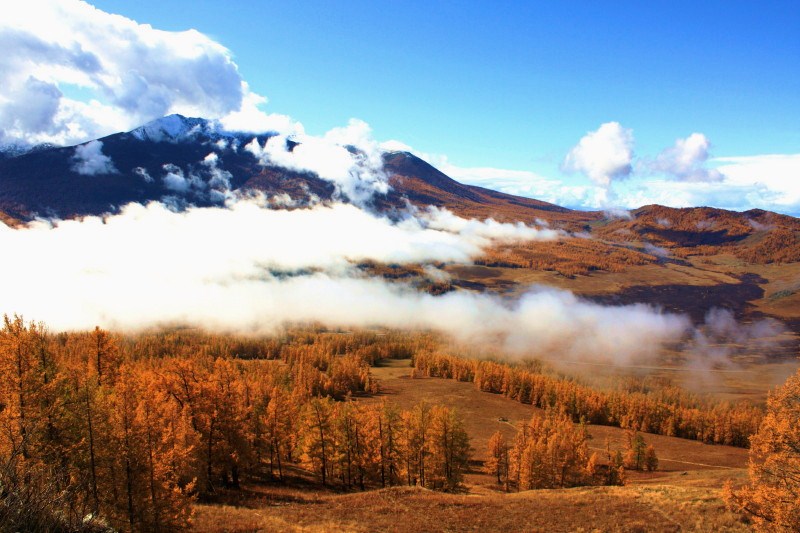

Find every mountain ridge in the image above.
[0,115,797,258]
[1,115,799,336]
[0,114,593,225]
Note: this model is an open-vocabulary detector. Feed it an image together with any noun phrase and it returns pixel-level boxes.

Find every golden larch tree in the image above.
[726,369,800,531]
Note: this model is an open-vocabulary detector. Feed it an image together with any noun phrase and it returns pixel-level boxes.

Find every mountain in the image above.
[1,115,797,256]
[1,114,799,335]
[0,115,294,220]
[3,114,795,241]
[380,151,597,228]
[0,114,594,227]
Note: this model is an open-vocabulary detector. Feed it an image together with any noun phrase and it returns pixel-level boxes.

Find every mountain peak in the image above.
[129,114,212,143]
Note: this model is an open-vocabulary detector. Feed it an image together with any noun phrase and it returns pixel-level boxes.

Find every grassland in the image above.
[193,484,748,533]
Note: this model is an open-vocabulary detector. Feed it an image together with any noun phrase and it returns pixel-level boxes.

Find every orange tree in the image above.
[726,369,800,531]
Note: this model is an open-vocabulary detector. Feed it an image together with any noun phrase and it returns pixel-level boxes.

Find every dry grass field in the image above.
[193,483,748,533]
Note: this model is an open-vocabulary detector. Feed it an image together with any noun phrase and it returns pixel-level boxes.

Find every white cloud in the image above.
[133,166,153,183]
[245,120,390,205]
[0,77,63,143]
[0,198,687,364]
[201,152,233,201]
[420,206,561,241]
[562,122,634,189]
[714,154,800,213]
[396,136,800,216]
[161,164,191,193]
[13,199,556,278]
[379,139,414,153]
[0,0,283,146]
[218,86,304,136]
[70,139,117,175]
[649,133,723,182]
[443,162,600,208]
[160,162,214,197]
[595,152,800,215]
[610,179,773,212]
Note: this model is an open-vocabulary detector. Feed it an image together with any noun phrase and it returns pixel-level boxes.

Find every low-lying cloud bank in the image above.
[9,199,558,273]
[0,197,692,363]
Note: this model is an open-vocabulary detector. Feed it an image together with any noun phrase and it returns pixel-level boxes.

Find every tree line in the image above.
[0,316,769,531]
[413,351,762,447]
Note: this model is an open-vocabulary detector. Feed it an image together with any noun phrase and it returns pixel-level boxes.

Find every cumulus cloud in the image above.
[649,133,723,182]
[562,122,634,189]
[0,76,64,143]
[0,0,287,146]
[218,87,303,136]
[70,139,117,175]
[245,120,390,205]
[0,199,687,363]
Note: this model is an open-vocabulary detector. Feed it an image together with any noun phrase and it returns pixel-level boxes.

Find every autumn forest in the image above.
[1,313,792,531]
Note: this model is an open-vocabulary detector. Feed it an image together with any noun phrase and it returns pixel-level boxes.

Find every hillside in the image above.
[0,316,782,532]
[0,115,590,226]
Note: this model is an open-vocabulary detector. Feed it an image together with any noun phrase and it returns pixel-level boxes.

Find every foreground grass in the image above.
[193,483,749,533]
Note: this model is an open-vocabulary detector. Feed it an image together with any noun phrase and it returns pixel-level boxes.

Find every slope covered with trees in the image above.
[0,319,474,531]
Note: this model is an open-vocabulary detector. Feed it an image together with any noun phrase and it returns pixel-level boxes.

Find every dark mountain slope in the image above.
[0,115,597,229]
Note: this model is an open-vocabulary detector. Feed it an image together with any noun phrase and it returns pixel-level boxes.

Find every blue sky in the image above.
[3,1,799,213]
[90,1,800,167]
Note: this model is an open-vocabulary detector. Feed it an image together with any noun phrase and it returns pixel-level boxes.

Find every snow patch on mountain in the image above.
[130,114,213,143]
